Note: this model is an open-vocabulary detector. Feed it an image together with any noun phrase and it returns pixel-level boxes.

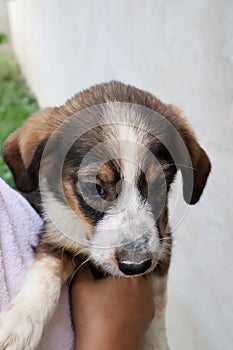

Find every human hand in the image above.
[70,263,155,350]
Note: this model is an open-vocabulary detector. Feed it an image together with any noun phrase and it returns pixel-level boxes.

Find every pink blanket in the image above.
[0,178,74,350]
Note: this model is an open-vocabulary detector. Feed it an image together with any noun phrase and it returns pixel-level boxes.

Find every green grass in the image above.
[0,53,39,186]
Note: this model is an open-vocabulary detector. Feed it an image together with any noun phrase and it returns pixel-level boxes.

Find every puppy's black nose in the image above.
[118,259,152,275]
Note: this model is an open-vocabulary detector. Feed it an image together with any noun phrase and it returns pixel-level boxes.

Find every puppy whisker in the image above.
[162,163,198,171]
[69,256,92,286]
[71,248,89,266]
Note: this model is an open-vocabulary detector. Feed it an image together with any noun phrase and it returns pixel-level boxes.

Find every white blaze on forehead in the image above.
[102,102,151,183]
[117,124,143,182]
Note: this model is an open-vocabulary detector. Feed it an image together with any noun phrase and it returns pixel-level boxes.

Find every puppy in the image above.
[0,81,210,350]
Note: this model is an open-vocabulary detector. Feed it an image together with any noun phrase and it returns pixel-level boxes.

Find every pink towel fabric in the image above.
[0,178,74,350]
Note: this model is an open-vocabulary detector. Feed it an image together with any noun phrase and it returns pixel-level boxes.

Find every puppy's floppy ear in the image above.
[2,108,54,194]
[181,139,210,205]
[170,113,211,205]
[3,129,34,192]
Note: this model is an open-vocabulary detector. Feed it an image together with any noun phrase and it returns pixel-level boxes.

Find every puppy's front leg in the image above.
[143,276,170,350]
[0,247,73,350]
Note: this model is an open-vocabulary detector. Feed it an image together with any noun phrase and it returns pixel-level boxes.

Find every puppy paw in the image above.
[0,304,43,350]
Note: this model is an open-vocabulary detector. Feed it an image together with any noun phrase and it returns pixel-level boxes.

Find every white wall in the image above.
[0,0,9,35]
[7,1,233,349]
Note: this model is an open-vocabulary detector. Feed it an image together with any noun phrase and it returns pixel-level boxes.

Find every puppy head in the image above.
[3,82,211,277]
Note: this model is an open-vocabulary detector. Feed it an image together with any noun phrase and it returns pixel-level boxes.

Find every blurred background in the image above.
[0,1,232,349]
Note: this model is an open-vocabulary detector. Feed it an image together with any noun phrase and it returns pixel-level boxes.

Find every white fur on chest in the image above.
[143,275,170,350]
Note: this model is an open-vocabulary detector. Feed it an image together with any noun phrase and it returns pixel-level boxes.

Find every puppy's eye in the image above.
[81,182,107,200]
[96,184,107,199]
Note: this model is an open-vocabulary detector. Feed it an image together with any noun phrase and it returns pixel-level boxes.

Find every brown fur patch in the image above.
[97,163,115,183]
[157,208,169,237]
[147,164,159,183]
[63,179,94,228]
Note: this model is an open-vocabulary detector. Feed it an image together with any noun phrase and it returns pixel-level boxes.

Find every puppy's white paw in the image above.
[0,304,43,350]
